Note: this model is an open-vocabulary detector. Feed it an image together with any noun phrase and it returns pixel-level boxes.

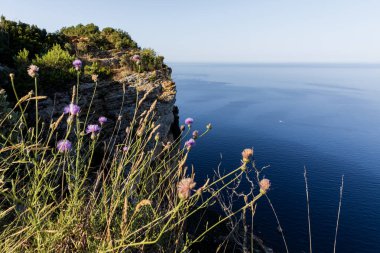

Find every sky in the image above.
[1,0,379,63]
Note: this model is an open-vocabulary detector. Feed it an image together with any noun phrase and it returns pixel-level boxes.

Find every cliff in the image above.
[0,18,179,144]
[38,65,178,145]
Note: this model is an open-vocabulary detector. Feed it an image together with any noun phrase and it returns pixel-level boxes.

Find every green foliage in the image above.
[120,49,165,72]
[139,48,165,72]
[60,24,138,53]
[0,16,65,67]
[84,62,111,79]
[13,48,30,66]
[0,16,167,94]
[101,27,138,50]
[60,23,100,37]
[32,44,76,87]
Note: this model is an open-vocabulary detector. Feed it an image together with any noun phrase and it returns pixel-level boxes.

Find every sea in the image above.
[171,63,380,253]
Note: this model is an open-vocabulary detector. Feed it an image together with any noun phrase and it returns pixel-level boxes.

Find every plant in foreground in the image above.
[0,64,271,253]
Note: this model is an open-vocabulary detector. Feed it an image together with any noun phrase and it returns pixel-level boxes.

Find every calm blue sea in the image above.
[171,63,380,253]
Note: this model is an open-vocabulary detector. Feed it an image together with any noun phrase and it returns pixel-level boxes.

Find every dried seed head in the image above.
[91,74,98,82]
[27,64,39,78]
[242,148,254,163]
[177,178,196,200]
[259,179,271,194]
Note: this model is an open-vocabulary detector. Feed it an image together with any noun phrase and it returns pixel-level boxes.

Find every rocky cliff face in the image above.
[38,66,178,145]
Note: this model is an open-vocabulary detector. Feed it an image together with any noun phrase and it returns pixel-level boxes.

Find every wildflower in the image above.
[86,124,100,140]
[86,124,101,134]
[131,54,141,63]
[27,64,39,78]
[73,59,82,71]
[177,178,196,200]
[192,130,199,139]
[98,116,107,125]
[259,179,271,194]
[242,148,254,164]
[185,138,196,150]
[91,74,98,82]
[64,103,80,116]
[180,125,185,132]
[185,117,194,126]
[57,140,72,153]
[123,146,129,152]
[206,123,212,130]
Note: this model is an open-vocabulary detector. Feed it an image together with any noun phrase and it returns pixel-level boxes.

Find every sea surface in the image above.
[171,63,380,253]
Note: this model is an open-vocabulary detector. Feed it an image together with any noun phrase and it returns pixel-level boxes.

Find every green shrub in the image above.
[13,48,30,66]
[0,16,65,67]
[32,44,76,88]
[84,62,111,79]
[135,48,165,72]
[60,24,138,53]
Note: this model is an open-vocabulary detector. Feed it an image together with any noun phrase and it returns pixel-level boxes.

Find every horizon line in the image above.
[167,61,380,66]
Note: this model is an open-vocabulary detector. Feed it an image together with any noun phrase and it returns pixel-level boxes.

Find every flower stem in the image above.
[34,77,39,147]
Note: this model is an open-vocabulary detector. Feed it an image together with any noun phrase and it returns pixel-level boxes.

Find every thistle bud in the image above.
[155,132,160,142]
[192,130,199,140]
[67,115,74,125]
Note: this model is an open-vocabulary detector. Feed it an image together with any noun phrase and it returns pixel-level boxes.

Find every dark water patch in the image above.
[173,63,380,252]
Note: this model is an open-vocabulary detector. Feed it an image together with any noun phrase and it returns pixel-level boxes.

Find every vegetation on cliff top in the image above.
[0,16,166,91]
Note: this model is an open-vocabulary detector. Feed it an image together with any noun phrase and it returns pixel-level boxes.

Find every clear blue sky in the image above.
[1,0,379,63]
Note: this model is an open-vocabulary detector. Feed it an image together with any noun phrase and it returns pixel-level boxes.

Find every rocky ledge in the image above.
[38,66,179,146]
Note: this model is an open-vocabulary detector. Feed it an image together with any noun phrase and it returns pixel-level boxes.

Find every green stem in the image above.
[34,77,39,160]
[76,71,80,104]
[191,193,263,245]
[10,77,27,126]
[84,80,98,128]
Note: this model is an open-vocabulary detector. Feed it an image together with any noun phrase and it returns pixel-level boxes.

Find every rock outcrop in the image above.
[38,66,178,145]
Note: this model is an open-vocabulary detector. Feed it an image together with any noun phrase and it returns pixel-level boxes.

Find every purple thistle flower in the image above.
[123,146,129,152]
[86,124,101,134]
[185,118,194,126]
[64,103,80,116]
[98,116,107,125]
[73,59,82,71]
[185,138,196,150]
[57,140,72,153]
[27,64,39,78]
